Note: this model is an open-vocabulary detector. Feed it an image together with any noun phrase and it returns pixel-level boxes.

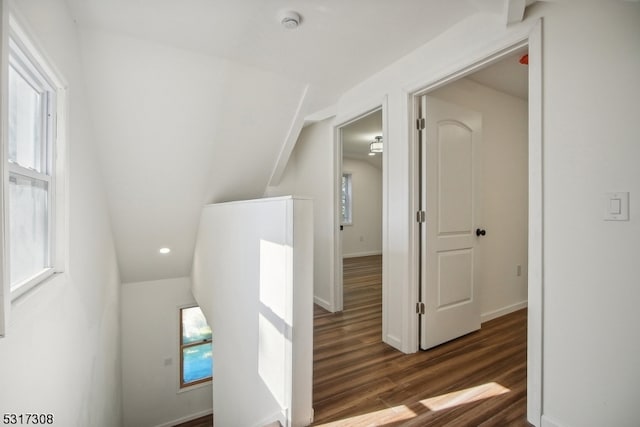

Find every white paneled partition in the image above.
[192,196,314,427]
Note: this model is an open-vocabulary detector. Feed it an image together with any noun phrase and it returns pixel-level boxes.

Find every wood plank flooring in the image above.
[312,255,530,426]
[174,414,213,427]
[177,255,529,426]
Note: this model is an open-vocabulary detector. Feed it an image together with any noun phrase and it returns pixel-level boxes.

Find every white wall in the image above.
[0,1,122,426]
[265,119,335,311]
[78,28,308,284]
[121,277,212,427]
[330,1,640,426]
[540,3,640,427]
[191,197,314,427]
[429,78,528,321]
[342,158,383,258]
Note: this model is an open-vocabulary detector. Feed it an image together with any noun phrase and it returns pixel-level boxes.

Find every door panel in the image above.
[438,122,473,235]
[438,249,473,308]
[419,95,482,350]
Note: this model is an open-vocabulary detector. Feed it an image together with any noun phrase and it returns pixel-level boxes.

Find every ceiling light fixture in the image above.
[280,11,301,30]
[369,136,383,154]
[159,247,171,254]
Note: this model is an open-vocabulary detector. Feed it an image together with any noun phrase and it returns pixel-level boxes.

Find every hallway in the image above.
[312,255,529,426]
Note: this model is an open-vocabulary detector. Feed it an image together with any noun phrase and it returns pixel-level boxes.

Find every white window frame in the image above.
[341,172,353,226]
[0,9,68,336]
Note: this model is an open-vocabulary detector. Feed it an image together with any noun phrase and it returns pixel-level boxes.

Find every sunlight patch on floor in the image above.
[419,382,511,412]
[314,382,510,426]
[314,404,416,426]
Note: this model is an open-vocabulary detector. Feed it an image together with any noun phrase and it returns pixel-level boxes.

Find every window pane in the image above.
[9,174,49,288]
[183,342,213,384]
[9,65,44,173]
[182,306,212,344]
[341,174,352,224]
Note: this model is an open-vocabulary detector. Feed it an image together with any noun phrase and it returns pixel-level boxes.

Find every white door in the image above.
[419,95,483,350]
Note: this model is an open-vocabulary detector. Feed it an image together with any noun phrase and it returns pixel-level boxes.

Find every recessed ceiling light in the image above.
[368,152,376,156]
[159,247,171,254]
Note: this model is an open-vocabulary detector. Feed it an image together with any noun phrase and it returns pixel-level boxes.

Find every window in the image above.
[5,19,66,301]
[180,306,213,388]
[341,173,352,225]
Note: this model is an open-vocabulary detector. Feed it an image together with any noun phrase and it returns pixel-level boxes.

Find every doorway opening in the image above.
[416,46,530,349]
[334,106,385,311]
[411,36,540,423]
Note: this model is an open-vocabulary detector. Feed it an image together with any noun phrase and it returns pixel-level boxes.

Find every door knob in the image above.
[476,228,486,237]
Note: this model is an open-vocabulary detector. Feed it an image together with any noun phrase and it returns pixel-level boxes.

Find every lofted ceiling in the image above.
[64,0,520,283]
[65,0,492,94]
[342,110,383,170]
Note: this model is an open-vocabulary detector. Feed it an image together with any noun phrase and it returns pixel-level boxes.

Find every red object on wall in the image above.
[519,54,529,65]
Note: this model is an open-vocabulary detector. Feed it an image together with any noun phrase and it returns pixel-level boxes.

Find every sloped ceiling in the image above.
[65,0,510,283]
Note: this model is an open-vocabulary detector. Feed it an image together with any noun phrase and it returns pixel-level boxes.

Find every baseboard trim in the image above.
[541,414,564,427]
[343,250,382,259]
[154,409,213,427]
[251,410,286,427]
[481,300,527,324]
[384,333,403,351]
[313,295,333,312]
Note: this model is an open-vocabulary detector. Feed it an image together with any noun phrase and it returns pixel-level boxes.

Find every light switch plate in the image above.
[604,192,629,221]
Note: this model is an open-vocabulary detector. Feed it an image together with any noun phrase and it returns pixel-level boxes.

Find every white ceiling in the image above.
[340,53,527,171]
[64,0,517,283]
[66,0,486,95]
[342,110,383,169]
[468,48,529,99]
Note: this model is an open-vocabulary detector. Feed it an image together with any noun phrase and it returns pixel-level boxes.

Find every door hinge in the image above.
[416,302,425,315]
[416,117,426,130]
[416,210,426,223]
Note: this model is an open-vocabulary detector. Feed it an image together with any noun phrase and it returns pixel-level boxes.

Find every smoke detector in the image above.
[280,11,301,30]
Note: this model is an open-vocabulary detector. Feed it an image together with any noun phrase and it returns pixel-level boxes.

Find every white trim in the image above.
[153,409,213,427]
[0,0,8,338]
[268,84,310,187]
[8,5,69,281]
[8,267,54,300]
[505,0,527,26]
[526,19,544,427]
[7,10,68,89]
[406,18,544,426]
[313,295,332,312]
[176,379,212,394]
[541,415,565,427]
[380,97,390,347]
[5,13,67,303]
[481,300,528,323]
[8,163,51,182]
[332,96,388,332]
[342,251,382,259]
[384,333,402,351]
[250,410,286,427]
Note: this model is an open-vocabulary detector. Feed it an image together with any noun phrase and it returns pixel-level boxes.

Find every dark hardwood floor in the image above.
[312,255,530,426]
[174,414,213,427]
[177,255,529,426]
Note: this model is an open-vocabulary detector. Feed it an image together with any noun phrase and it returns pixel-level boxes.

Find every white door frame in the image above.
[332,98,388,326]
[407,21,543,425]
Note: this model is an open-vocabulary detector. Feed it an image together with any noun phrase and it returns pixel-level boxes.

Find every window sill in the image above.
[10,268,59,302]
[177,379,212,394]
